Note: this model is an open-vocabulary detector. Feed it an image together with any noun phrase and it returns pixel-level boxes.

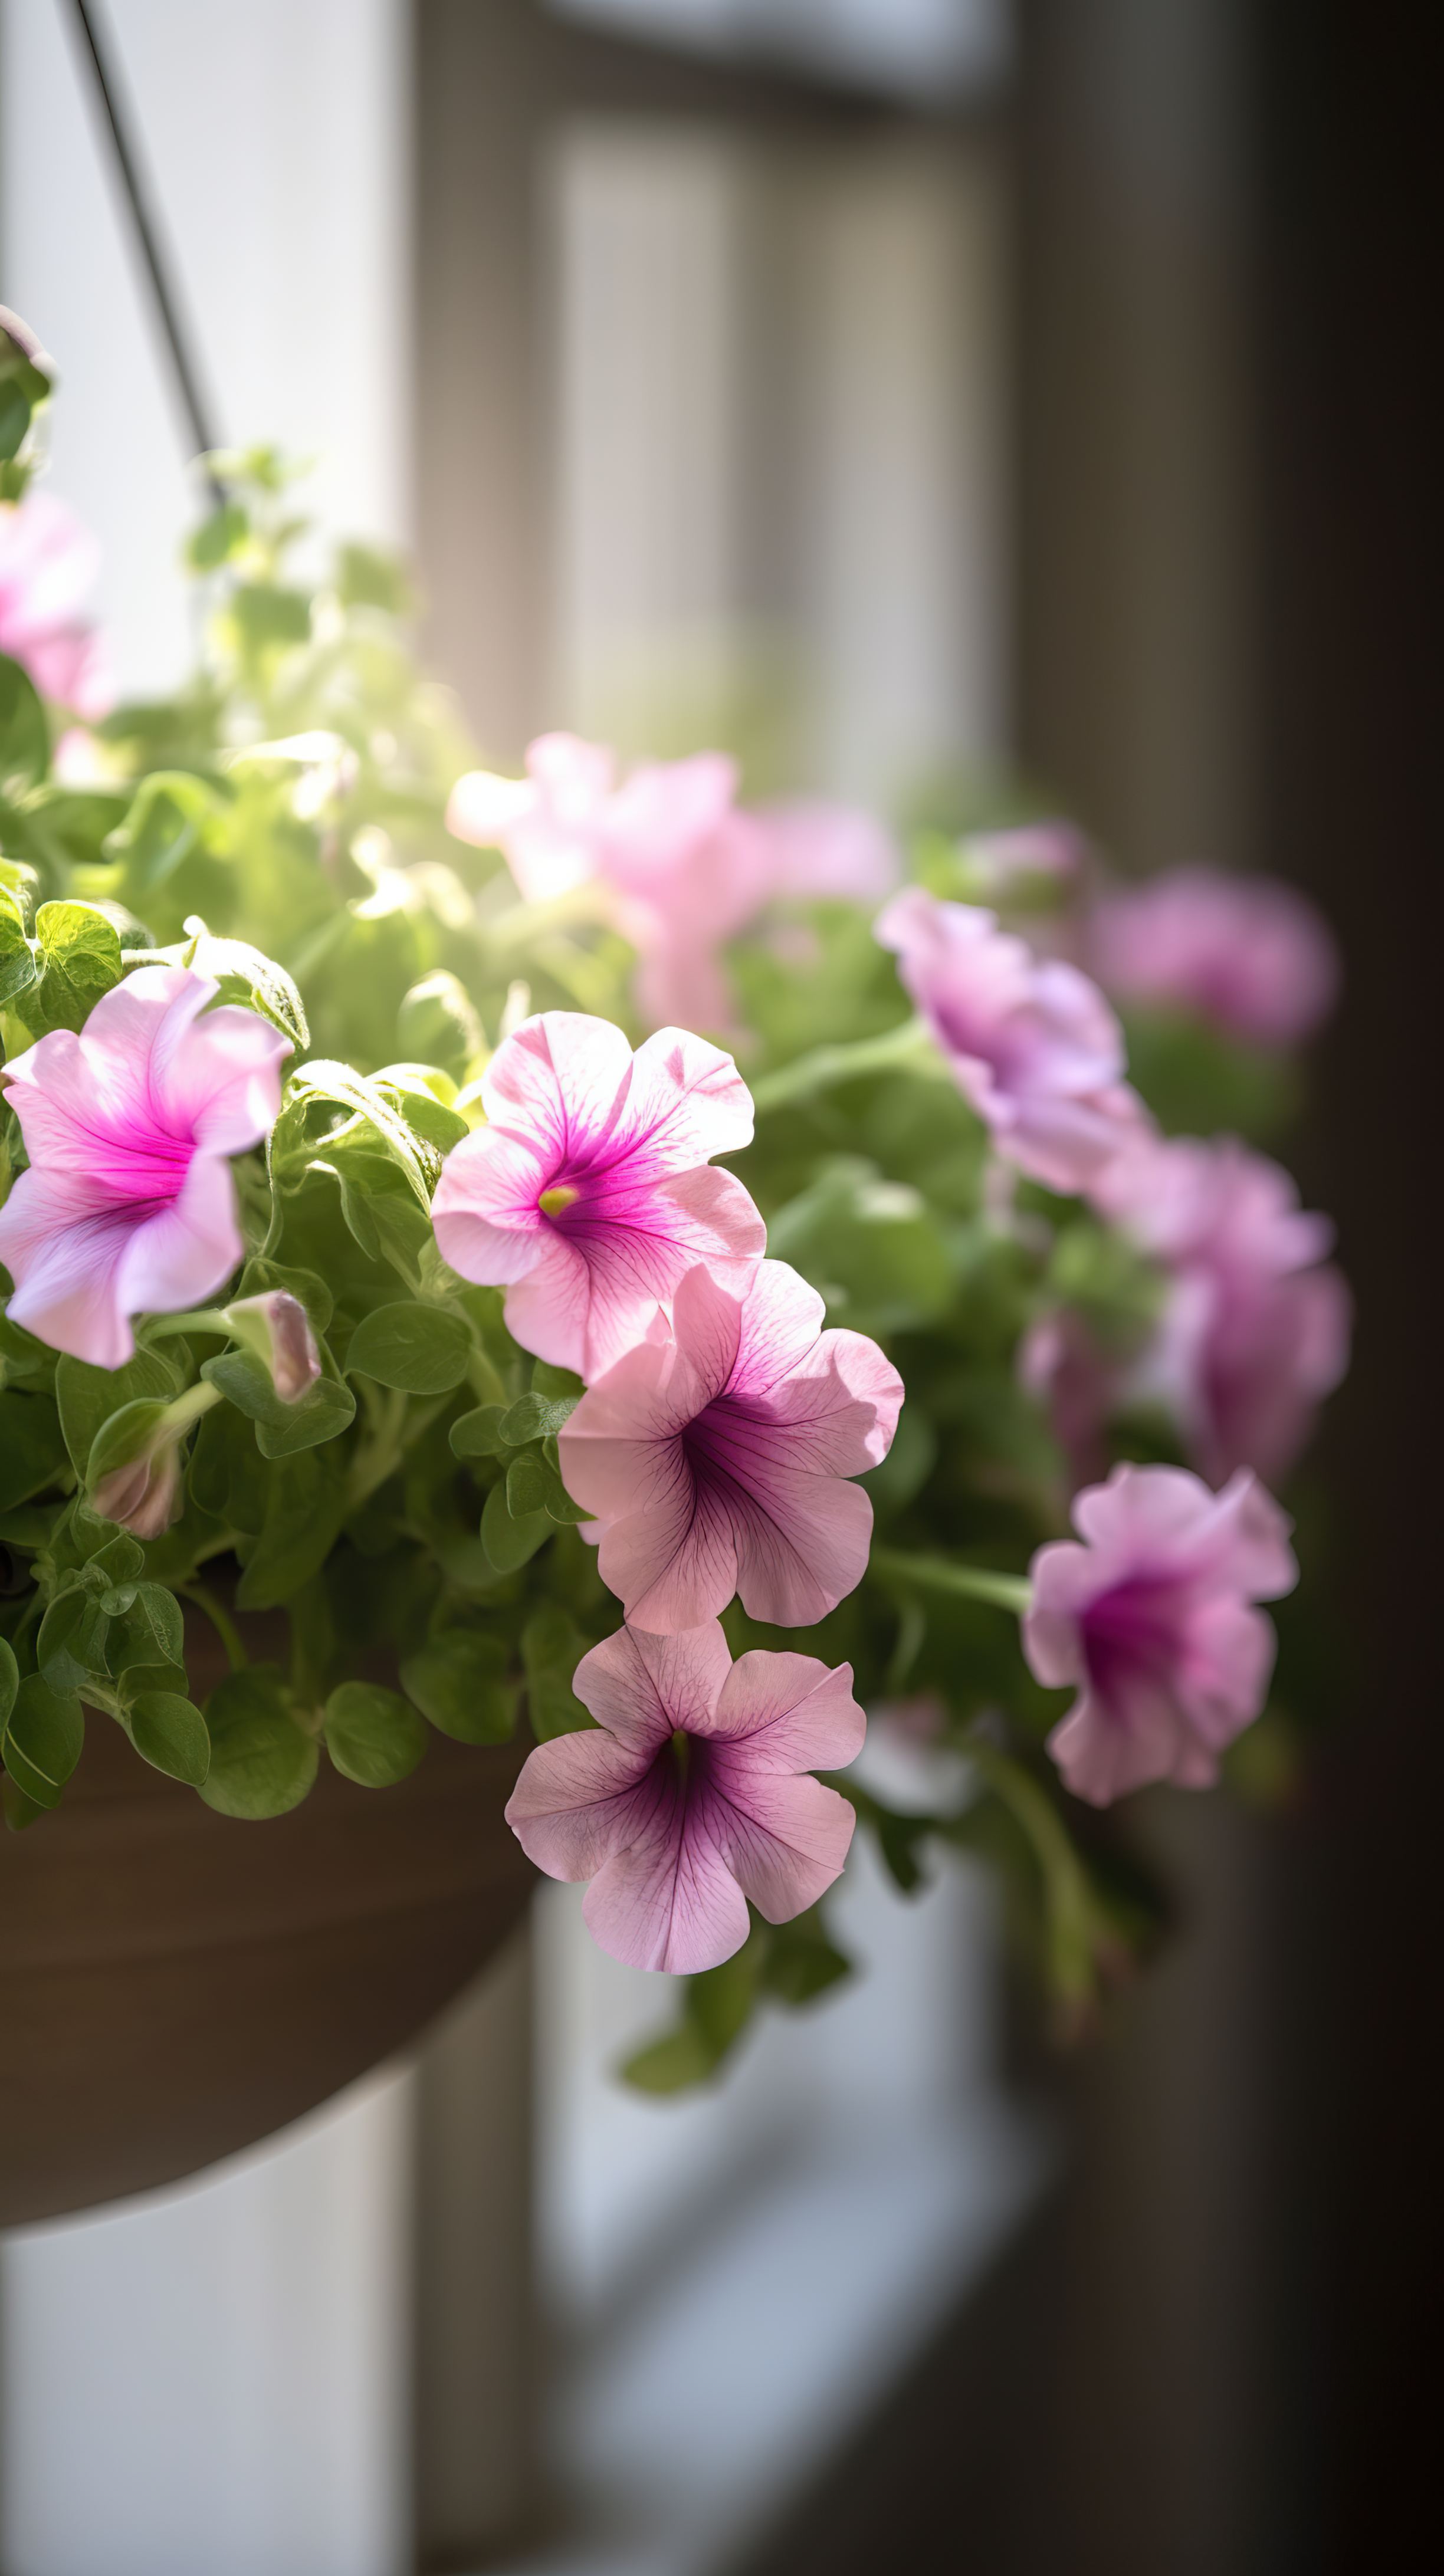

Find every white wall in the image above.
[1,9,418,2571]
[0,0,410,695]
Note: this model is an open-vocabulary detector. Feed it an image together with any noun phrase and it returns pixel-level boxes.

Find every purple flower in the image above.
[1089,865,1340,1047]
[875,886,1147,1193]
[559,1259,904,1631]
[431,1011,765,1380]
[0,489,114,718]
[506,1618,864,1972]
[1094,1133,1351,1486]
[0,968,290,1368]
[1024,1462,1297,1805]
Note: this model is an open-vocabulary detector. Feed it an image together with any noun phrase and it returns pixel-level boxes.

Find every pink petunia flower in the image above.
[431,1011,765,1380]
[0,967,290,1368]
[559,1259,904,1631]
[1023,1461,1297,1805]
[875,886,1147,1194]
[1089,865,1339,1047]
[0,488,115,719]
[447,732,897,1031]
[505,1618,864,1972]
[1094,1132,1350,1487]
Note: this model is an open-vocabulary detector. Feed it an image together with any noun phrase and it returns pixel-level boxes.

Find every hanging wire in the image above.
[63,0,227,504]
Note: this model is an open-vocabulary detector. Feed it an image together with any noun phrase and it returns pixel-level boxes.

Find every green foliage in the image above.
[0,418,1337,2097]
[323,1681,428,1786]
[199,1667,317,1819]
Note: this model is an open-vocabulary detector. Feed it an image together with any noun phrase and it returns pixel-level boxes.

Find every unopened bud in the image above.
[222,1290,321,1402]
[92,1442,183,1540]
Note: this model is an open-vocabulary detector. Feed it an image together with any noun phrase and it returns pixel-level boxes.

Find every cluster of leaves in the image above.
[1,429,1334,2094]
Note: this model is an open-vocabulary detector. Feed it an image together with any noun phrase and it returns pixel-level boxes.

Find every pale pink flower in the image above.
[432,1011,764,1380]
[559,1259,904,1631]
[1019,1306,1118,1493]
[1089,865,1339,1047]
[448,733,897,1030]
[1024,1462,1297,1805]
[0,968,290,1368]
[0,489,115,719]
[875,886,1147,1194]
[1094,1132,1350,1486]
[506,1618,864,1972]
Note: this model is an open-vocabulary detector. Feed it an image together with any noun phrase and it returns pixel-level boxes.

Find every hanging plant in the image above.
[0,317,1348,2187]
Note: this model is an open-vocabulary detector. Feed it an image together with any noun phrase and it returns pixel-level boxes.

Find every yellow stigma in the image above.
[538,1182,580,1218]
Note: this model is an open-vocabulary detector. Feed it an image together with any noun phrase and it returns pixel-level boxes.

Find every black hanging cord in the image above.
[63,0,227,502]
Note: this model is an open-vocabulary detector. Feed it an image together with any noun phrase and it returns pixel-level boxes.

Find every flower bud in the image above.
[91,1440,183,1540]
[222,1290,321,1403]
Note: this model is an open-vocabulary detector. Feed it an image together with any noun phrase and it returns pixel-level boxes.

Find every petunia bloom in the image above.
[447,732,897,1031]
[1023,1461,1297,1806]
[0,967,290,1368]
[431,1011,765,1380]
[1092,1132,1350,1487]
[559,1259,904,1631]
[505,1618,864,1972]
[0,488,115,719]
[1088,865,1339,1048]
[875,886,1147,1194]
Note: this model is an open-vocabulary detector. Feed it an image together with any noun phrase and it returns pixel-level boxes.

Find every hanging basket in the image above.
[0,1611,534,2229]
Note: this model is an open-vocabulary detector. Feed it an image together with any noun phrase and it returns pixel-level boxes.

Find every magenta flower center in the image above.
[91,1112,193,1210]
[1080,1571,1190,1704]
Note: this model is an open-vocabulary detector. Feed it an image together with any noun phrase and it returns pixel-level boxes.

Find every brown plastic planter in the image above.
[0,1616,534,2229]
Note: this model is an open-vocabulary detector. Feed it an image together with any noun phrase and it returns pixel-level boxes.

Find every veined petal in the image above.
[573,1619,731,1749]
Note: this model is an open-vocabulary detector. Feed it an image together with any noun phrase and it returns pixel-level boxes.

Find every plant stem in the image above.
[143,1307,232,1343]
[177,1581,247,1673]
[749,1016,940,1115]
[869,1547,1033,1616]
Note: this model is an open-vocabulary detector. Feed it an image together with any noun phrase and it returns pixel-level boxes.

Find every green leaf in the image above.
[106,1581,185,1677]
[622,1936,764,2094]
[235,1450,346,1610]
[0,1389,68,1509]
[199,1665,317,1818]
[200,1345,355,1457]
[229,584,311,650]
[2,1672,84,1809]
[0,1635,19,1729]
[761,1907,854,2006]
[449,1405,508,1460]
[186,500,250,569]
[395,971,482,1080]
[323,1680,428,1786]
[347,1301,471,1394]
[56,1347,180,1479]
[521,1606,592,1742]
[184,921,309,1048]
[480,1476,551,1575]
[336,541,409,614]
[37,1587,110,1691]
[124,1690,210,1786]
[0,652,48,791]
[26,900,124,1032]
[531,1360,585,1401]
[400,1629,518,1744]
[102,772,225,897]
[0,879,37,1003]
[505,1448,549,1519]
[499,1388,578,1445]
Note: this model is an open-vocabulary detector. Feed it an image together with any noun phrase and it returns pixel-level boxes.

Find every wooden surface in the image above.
[0,1669,534,2227]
